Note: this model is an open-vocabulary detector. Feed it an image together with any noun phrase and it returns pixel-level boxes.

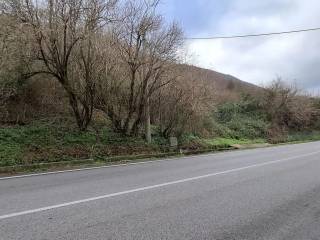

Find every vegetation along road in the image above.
[1,0,320,239]
[1,141,320,240]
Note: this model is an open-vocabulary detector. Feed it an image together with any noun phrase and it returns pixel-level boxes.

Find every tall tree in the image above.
[4,0,117,130]
[0,13,33,122]
[99,0,183,140]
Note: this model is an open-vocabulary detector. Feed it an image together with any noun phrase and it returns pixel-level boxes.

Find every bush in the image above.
[287,131,320,142]
[210,120,234,138]
[213,97,268,139]
[226,117,268,139]
[266,125,288,144]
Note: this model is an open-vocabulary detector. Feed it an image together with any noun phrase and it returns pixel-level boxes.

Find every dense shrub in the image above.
[213,97,268,139]
[226,117,268,139]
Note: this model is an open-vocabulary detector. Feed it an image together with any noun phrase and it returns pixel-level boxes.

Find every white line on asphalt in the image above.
[0,151,238,181]
[0,150,319,220]
[0,159,171,180]
[1,142,317,181]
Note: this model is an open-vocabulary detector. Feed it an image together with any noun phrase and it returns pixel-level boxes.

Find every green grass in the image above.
[1,119,320,172]
[287,131,320,143]
[0,121,240,173]
[204,138,266,147]
[180,134,267,151]
[0,142,22,166]
[0,120,165,167]
[0,121,245,169]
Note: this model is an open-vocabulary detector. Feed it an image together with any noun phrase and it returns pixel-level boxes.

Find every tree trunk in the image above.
[68,91,91,131]
[145,96,152,143]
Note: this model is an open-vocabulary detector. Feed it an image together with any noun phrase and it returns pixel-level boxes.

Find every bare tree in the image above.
[0,14,16,111]
[263,78,314,134]
[4,0,117,130]
[98,0,183,141]
[154,66,216,138]
[0,13,33,122]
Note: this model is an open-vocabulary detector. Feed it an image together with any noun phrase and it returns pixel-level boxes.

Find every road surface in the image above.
[1,141,320,240]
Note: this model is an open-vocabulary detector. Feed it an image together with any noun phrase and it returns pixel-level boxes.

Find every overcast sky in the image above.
[159,0,320,93]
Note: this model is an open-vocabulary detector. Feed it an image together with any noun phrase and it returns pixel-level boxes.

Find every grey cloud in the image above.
[186,0,320,92]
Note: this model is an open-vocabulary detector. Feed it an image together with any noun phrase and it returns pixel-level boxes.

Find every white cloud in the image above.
[185,0,320,91]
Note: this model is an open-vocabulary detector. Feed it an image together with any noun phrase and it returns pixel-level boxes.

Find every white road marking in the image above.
[0,150,319,221]
[0,151,237,181]
[1,142,316,181]
[0,159,171,180]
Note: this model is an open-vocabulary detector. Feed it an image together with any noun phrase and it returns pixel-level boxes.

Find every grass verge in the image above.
[1,121,320,176]
[0,147,237,176]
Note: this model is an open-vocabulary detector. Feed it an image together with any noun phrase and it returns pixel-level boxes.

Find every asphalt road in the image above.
[1,142,320,240]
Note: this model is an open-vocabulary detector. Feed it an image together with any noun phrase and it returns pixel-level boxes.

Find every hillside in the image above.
[0,64,261,124]
[177,64,260,93]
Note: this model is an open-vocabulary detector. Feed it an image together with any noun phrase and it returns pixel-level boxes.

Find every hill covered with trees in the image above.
[1,0,320,173]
